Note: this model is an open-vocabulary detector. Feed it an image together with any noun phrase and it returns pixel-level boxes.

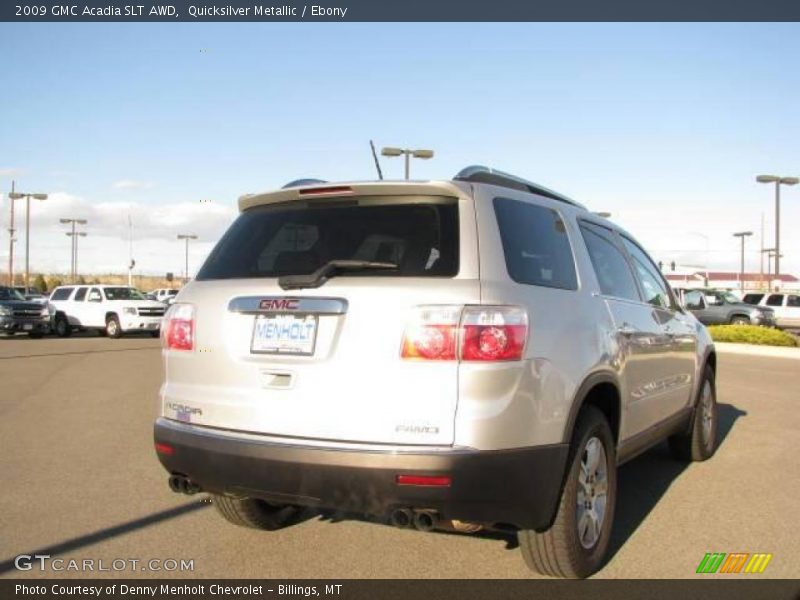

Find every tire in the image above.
[105,315,122,339]
[150,330,160,338]
[212,495,298,531]
[518,406,617,578]
[730,316,749,325]
[54,316,72,338]
[668,366,718,462]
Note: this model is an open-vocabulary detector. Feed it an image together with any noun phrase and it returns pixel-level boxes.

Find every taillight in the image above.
[163,303,195,351]
[461,306,527,361]
[400,306,460,360]
[401,305,527,362]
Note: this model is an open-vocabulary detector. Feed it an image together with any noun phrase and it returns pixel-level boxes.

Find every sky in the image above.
[1,23,799,280]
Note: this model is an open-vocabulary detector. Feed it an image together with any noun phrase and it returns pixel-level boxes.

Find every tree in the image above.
[47,277,63,290]
[34,274,48,293]
[77,275,87,285]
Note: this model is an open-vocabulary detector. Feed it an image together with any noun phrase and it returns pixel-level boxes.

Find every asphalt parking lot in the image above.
[0,334,797,579]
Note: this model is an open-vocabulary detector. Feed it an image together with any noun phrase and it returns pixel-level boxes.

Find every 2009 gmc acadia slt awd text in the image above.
[154,167,718,578]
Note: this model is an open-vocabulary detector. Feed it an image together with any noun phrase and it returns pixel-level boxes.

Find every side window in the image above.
[578,222,640,301]
[74,287,88,302]
[620,237,674,310]
[88,288,103,302]
[787,295,800,308]
[50,287,74,301]
[684,290,706,310]
[493,197,578,290]
[742,293,764,305]
[766,294,784,307]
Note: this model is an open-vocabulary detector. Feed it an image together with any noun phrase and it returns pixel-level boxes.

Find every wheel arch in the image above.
[562,371,622,446]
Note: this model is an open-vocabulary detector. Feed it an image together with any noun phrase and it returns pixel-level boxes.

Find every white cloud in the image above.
[112,179,153,191]
[0,167,26,178]
[0,191,238,276]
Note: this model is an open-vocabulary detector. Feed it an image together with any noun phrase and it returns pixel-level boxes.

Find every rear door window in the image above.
[578,222,640,302]
[197,198,459,280]
[766,294,784,307]
[787,295,800,307]
[493,197,577,290]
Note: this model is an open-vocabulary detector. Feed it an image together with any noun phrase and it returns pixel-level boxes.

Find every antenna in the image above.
[369,140,384,180]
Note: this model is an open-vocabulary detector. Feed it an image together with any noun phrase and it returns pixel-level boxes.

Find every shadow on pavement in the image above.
[0,501,210,575]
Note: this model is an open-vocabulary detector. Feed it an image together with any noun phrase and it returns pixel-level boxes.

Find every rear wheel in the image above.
[150,330,160,338]
[54,315,72,338]
[105,315,122,339]
[212,495,298,531]
[669,366,718,461]
[518,406,617,578]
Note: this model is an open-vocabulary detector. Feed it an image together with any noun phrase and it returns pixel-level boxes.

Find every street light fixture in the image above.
[177,234,198,283]
[8,188,47,289]
[732,231,753,292]
[756,174,798,279]
[60,218,88,283]
[380,147,434,179]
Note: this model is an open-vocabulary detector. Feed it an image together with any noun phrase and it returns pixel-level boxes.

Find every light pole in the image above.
[732,231,753,291]
[60,219,88,282]
[177,234,197,283]
[7,181,17,285]
[756,175,798,279]
[8,188,47,289]
[380,147,434,179]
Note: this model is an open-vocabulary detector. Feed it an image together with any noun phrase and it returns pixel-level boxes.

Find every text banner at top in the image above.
[3,0,800,22]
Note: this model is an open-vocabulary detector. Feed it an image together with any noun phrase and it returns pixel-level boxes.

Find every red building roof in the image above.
[665,271,798,283]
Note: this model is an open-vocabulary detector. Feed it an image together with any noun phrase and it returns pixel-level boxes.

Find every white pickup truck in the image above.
[49,284,167,338]
[151,288,180,305]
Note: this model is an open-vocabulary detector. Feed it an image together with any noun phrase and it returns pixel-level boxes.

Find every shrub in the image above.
[707,324,798,347]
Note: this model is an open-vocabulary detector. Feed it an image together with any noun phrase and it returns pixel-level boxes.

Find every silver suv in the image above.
[154,167,718,578]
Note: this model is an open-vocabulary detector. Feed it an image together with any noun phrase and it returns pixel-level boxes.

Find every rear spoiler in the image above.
[238,180,469,212]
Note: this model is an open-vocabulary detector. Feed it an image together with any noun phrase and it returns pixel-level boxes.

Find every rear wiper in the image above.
[278,260,399,290]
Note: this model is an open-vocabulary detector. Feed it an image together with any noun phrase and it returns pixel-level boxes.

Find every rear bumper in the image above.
[154,417,569,531]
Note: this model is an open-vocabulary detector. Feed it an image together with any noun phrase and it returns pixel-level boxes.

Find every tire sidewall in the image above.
[694,368,718,459]
[106,316,121,338]
[561,411,617,576]
[55,317,69,337]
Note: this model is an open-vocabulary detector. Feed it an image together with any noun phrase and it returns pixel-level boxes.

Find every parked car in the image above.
[0,286,51,338]
[676,288,776,327]
[153,167,718,578]
[742,292,800,329]
[48,284,167,338]
[151,288,180,305]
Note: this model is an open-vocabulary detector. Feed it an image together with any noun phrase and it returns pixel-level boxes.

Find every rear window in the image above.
[766,294,784,306]
[493,197,577,290]
[197,198,459,280]
[50,287,74,301]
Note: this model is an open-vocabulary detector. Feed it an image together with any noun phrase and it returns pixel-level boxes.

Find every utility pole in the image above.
[7,181,15,286]
[177,234,198,283]
[9,188,48,290]
[60,218,88,282]
[733,231,753,292]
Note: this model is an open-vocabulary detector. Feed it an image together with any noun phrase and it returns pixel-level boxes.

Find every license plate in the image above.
[251,314,318,355]
[23,323,33,331]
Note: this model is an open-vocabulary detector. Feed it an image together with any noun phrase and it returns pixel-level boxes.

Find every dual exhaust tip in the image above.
[168,474,201,495]
[390,508,438,532]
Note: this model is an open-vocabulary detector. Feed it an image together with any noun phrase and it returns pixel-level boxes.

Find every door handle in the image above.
[617,324,637,336]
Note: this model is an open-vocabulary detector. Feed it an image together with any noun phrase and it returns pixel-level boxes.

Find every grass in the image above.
[707,324,798,348]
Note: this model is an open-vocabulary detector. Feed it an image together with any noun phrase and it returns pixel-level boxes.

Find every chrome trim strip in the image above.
[228,296,348,315]
[157,418,470,455]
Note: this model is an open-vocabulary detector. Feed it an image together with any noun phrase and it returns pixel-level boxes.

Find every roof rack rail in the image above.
[453,166,585,209]
[281,178,328,189]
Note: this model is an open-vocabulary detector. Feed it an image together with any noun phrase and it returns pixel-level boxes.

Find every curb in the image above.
[715,342,800,360]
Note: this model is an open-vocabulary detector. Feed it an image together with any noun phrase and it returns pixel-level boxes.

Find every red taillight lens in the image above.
[400,306,460,360]
[163,304,195,351]
[401,305,528,362]
[396,474,452,487]
[461,307,527,361]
